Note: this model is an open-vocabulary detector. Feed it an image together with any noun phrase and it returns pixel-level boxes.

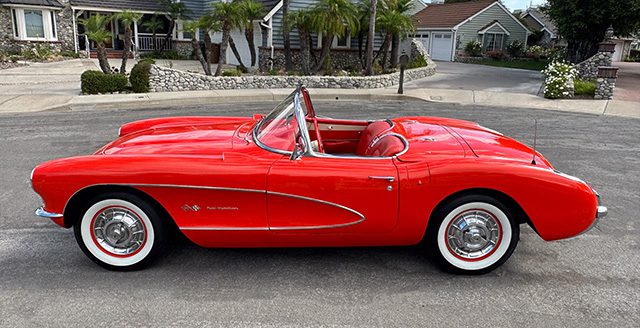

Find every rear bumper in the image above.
[581,193,606,235]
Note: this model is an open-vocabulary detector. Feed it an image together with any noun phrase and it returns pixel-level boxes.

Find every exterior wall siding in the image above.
[455,4,528,53]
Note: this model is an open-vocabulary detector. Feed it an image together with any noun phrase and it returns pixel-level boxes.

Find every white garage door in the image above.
[431,33,453,61]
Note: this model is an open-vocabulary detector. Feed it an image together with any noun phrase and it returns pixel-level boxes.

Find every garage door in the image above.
[431,33,453,61]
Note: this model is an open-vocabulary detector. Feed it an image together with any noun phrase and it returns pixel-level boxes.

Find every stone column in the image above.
[595,66,619,100]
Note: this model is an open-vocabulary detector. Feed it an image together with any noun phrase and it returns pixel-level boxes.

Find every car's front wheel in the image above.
[74,193,166,271]
[428,195,519,274]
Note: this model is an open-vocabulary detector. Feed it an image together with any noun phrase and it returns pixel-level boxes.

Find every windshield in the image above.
[253,90,303,154]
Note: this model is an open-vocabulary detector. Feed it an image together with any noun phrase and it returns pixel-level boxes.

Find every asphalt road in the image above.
[1,100,638,327]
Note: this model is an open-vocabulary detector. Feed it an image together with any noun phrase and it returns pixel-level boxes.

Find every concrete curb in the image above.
[1,88,638,119]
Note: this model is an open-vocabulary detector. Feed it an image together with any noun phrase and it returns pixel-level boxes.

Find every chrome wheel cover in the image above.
[92,207,146,256]
[446,209,501,260]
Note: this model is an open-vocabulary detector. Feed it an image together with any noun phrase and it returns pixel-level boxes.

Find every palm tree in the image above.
[239,0,265,67]
[283,0,292,70]
[289,9,315,75]
[158,0,190,50]
[79,14,112,74]
[199,14,222,75]
[117,10,142,73]
[311,0,358,74]
[376,0,414,69]
[183,20,210,75]
[365,0,378,75]
[141,15,164,52]
[210,1,245,76]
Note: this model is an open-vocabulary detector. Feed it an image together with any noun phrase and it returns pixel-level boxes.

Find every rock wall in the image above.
[595,77,616,100]
[576,51,613,80]
[148,63,437,92]
[259,47,368,72]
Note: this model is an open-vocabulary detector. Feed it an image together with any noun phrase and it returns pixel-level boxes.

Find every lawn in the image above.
[469,59,549,71]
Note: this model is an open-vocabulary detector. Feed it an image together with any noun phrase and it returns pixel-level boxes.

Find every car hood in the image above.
[101,118,254,155]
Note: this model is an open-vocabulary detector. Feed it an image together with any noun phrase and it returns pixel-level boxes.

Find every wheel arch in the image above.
[63,185,177,232]
[425,188,536,237]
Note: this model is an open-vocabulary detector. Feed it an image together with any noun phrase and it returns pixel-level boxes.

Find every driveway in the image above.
[1,101,638,327]
[408,61,544,95]
[614,62,640,102]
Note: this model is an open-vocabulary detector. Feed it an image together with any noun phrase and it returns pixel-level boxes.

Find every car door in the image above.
[266,156,399,233]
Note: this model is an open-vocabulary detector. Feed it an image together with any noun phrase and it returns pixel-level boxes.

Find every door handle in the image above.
[368,176,395,182]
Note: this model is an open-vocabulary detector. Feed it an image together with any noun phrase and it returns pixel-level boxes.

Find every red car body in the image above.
[31,87,604,271]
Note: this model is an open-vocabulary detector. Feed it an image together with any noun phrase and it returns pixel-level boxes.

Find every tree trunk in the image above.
[283,0,292,71]
[192,37,210,75]
[97,43,111,74]
[568,40,598,63]
[374,32,391,69]
[120,26,131,74]
[298,28,311,75]
[204,32,212,75]
[164,20,175,51]
[365,0,377,76]
[152,32,157,52]
[228,36,247,70]
[245,24,257,67]
[216,26,230,76]
[390,32,400,68]
[313,34,334,74]
[358,31,365,69]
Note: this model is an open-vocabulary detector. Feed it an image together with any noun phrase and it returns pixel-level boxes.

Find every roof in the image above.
[521,7,557,35]
[259,0,280,11]
[0,0,62,7]
[69,0,163,12]
[413,0,496,28]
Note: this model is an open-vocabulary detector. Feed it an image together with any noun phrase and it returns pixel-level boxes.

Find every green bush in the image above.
[485,50,506,60]
[21,43,54,61]
[60,50,80,58]
[221,69,241,77]
[526,45,545,59]
[140,50,189,60]
[406,54,427,69]
[574,79,596,97]
[542,61,577,99]
[507,40,524,58]
[130,62,152,93]
[138,58,156,65]
[81,70,128,95]
[465,40,482,57]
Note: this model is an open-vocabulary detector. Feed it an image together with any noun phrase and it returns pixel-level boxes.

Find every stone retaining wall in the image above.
[576,43,614,80]
[148,63,437,92]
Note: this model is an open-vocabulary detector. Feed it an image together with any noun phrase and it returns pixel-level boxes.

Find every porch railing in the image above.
[137,35,173,52]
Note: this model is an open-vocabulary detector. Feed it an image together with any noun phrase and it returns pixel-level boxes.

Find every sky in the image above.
[502,0,547,10]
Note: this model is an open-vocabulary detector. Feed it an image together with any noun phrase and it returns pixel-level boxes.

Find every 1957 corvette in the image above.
[31,86,606,274]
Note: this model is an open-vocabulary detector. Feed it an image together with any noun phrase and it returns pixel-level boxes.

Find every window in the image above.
[317,28,351,49]
[484,33,504,51]
[10,8,58,41]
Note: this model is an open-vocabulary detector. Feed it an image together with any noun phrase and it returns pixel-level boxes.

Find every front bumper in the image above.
[35,206,63,219]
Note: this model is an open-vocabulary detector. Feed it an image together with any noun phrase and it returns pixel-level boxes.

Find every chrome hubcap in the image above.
[92,207,146,256]
[446,209,501,260]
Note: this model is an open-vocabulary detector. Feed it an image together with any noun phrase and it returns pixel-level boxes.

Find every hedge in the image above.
[130,61,152,93]
[81,70,128,95]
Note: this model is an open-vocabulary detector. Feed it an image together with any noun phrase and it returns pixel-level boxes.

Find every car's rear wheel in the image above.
[73,193,166,271]
[428,195,519,274]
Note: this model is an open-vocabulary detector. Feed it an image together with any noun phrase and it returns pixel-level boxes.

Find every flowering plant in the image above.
[542,61,578,99]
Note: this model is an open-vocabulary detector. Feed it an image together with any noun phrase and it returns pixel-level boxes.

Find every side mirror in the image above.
[290,142,304,161]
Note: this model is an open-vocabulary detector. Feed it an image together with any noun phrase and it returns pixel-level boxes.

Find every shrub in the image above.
[60,51,80,58]
[21,44,54,61]
[407,54,428,69]
[130,62,152,93]
[526,45,545,59]
[506,40,524,58]
[81,70,128,94]
[574,79,596,97]
[138,58,156,65]
[140,50,188,60]
[465,40,482,57]
[221,69,241,77]
[485,50,506,60]
[542,61,577,99]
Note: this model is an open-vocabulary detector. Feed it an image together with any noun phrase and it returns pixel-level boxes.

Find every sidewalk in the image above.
[1,87,637,119]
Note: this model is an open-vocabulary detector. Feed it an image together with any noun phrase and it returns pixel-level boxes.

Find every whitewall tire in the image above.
[429,195,519,274]
[74,193,166,271]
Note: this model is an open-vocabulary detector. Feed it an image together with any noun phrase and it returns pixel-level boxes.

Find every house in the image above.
[411,0,530,61]
[520,6,565,48]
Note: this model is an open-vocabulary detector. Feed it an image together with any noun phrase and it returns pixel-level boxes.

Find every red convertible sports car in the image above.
[31,86,606,274]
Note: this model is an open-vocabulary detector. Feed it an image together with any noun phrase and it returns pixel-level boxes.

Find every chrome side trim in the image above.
[269,218,366,231]
[180,226,269,231]
[267,191,366,221]
[597,206,608,219]
[35,206,63,219]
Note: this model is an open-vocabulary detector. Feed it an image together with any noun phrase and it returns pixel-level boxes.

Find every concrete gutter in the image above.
[0,88,638,119]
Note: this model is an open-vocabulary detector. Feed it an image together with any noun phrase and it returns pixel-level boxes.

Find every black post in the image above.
[397,51,409,94]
